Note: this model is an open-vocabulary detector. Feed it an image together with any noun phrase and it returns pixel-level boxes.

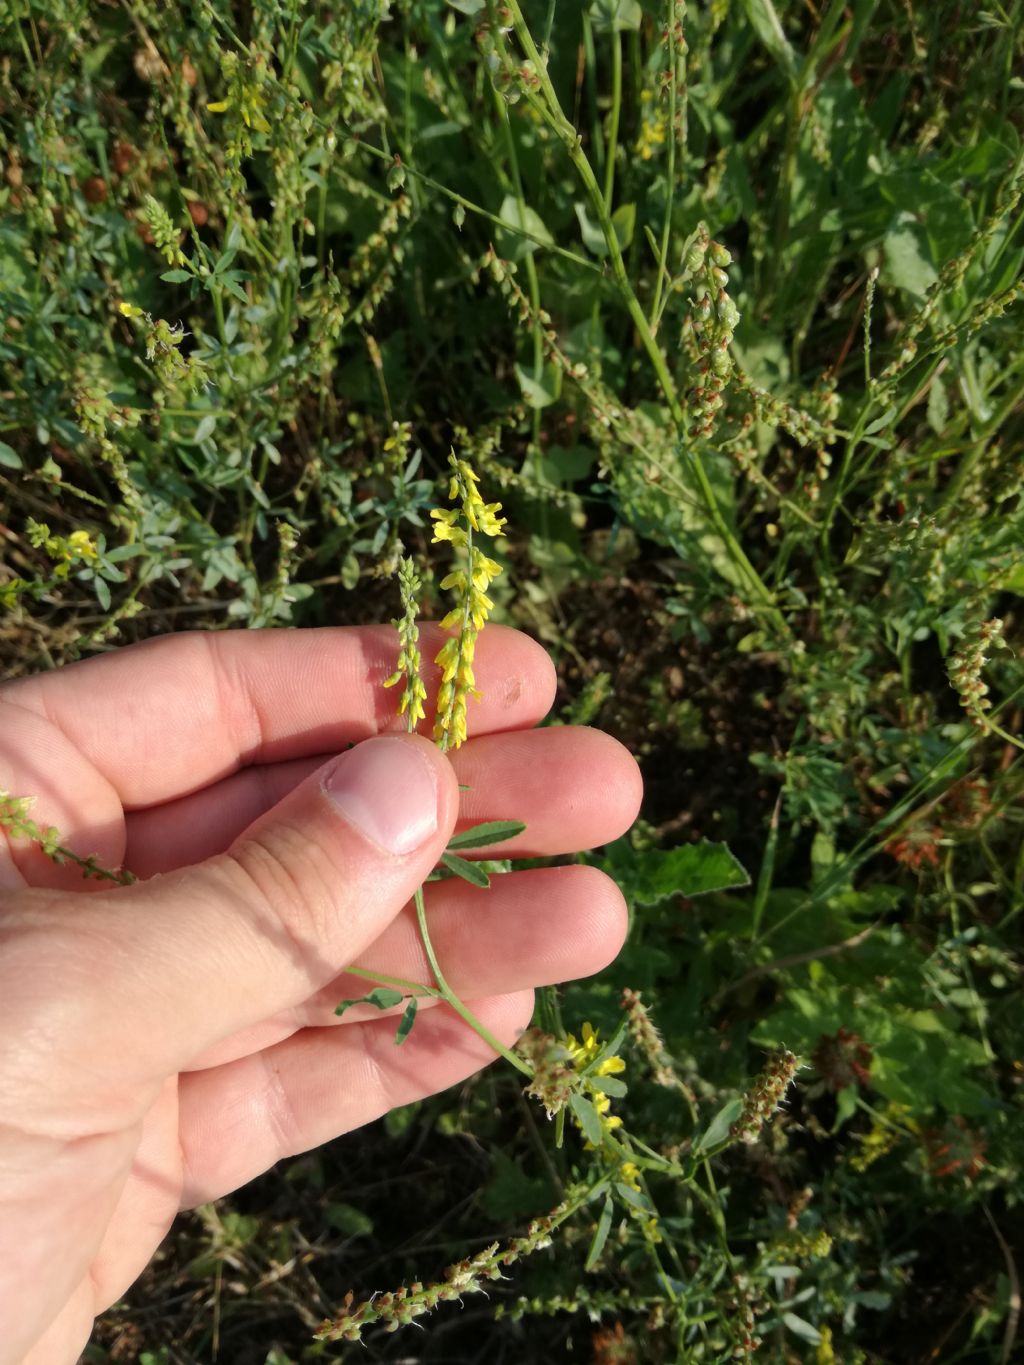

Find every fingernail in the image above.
[322,738,439,855]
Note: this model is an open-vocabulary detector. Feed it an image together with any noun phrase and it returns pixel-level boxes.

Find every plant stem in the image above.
[414,887,532,1076]
[603,31,622,211]
[650,0,684,326]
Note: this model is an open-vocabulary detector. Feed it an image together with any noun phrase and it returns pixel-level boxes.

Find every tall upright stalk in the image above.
[501,1,786,632]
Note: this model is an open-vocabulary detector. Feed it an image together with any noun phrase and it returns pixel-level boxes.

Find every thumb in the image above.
[3,735,457,1117]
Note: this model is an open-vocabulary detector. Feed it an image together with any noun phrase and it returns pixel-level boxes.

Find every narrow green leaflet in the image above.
[692,1097,744,1156]
[783,1313,822,1345]
[441,852,491,889]
[334,987,405,1017]
[446,820,526,851]
[589,1074,627,1098]
[569,1093,606,1148]
[395,997,418,1045]
[585,1193,615,1270]
[614,1181,650,1212]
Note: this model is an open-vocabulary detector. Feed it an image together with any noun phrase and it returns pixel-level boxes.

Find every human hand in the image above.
[0,626,640,1364]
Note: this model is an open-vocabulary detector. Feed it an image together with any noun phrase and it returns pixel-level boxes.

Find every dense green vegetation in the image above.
[2,1,1023,1360]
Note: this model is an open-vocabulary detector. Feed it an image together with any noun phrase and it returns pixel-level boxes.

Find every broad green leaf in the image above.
[611,202,636,251]
[446,0,485,12]
[334,987,405,1017]
[0,441,22,469]
[833,1085,859,1133]
[193,414,217,444]
[160,268,191,283]
[574,201,635,258]
[395,996,418,1044]
[602,838,750,905]
[495,195,553,261]
[585,1194,614,1270]
[883,216,936,297]
[447,820,526,851]
[692,1097,743,1155]
[516,361,562,409]
[441,852,491,888]
[326,1202,374,1237]
[575,203,608,257]
[588,0,643,32]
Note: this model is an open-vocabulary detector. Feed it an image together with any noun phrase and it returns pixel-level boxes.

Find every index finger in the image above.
[0,624,555,809]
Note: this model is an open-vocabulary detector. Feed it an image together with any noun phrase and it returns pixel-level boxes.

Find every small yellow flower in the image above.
[66,530,98,561]
[117,301,144,318]
[619,1160,641,1192]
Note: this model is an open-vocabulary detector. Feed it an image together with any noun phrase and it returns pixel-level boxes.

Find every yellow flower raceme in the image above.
[383,557,427,729]
[431,455,505,751]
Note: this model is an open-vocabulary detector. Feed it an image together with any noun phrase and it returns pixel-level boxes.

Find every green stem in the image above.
[352,137,598,274]
[414,886,532,1076]
[492,89,545,469]
[650,1,683,326]
[345,965,442,998]
[603,31,622,211]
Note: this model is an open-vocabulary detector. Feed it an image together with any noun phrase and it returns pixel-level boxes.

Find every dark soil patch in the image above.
[551,570,790,871]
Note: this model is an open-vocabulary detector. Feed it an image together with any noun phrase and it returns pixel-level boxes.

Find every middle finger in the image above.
[125,726,641,876]
[187,863,628,1070]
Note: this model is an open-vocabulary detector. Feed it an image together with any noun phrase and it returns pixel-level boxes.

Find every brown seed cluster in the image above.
[730,1050,800,1145]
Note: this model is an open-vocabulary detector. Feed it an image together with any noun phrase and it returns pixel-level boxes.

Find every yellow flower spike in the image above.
[431,452,506,752]
[384,558,427,730]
